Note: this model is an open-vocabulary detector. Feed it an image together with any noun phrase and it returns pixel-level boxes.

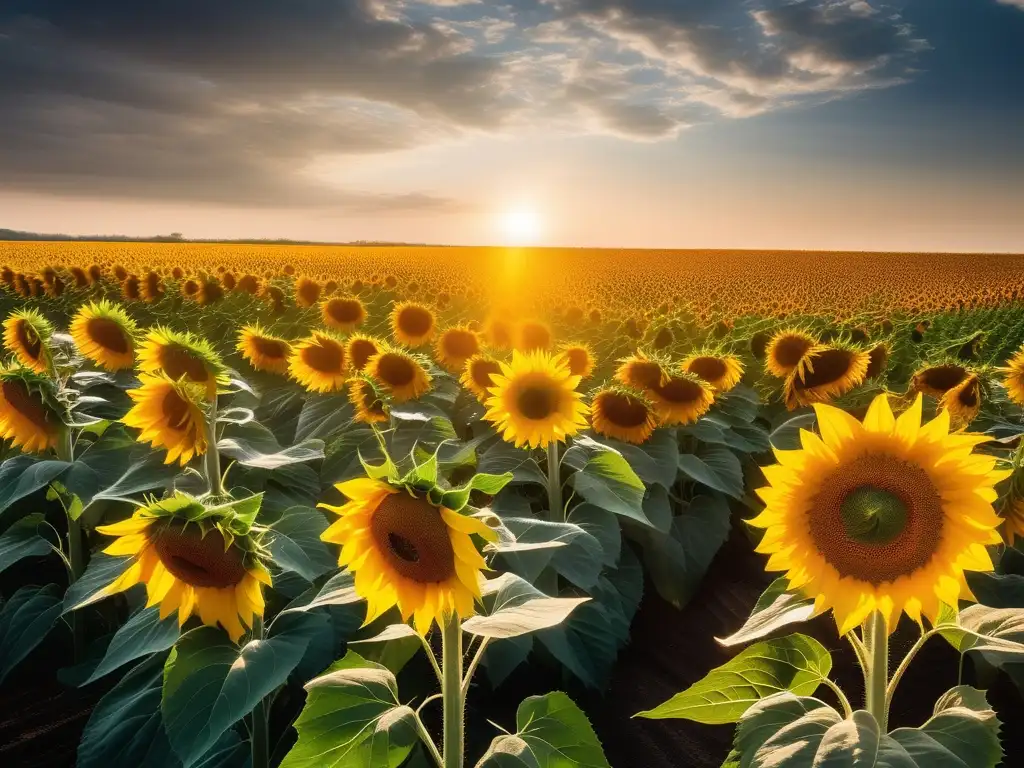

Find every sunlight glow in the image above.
[498,206,543,245]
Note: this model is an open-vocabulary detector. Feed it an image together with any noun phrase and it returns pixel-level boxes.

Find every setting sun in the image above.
[498,206,543,245]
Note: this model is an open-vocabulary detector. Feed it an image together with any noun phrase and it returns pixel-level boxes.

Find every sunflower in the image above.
[3,309,53,373]
[765,329,816,378]
[516,320,553,352]
[141,272,165,303]
[346,333,383,373]
[288,331,348,393]
[866,343,889,380]
[366,349,432,403]
[784,345,869,410]
[123,372,208,466]
[750,394,1007,634]
[94,494,271,642]
[138,327,226,398]
[295,276,322,308]
[483,350,589,449]
[615,352,670,391]
[69,301,137,371]
[911,364,968,399]
[391,301,436,347]
[348,376,390,425]
[648,372,715,426]
[999,346,1024,406]
[461,354,503,402]
[435,326,481,374]
[1002,497,1024,546]
[939,373,982,428]
[484,316,514,350]
[237,324,292,375]
[319,478,496,634]
[682,353,744,392]
[322,296,367,332]
[0,367,61,453]
[591,386,657,444]
[556,342,594,379]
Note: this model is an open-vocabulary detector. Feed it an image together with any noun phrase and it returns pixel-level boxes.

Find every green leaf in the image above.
[268,505,336,582]
[0,583,63,683]
[476,736,542,768]
[218,422,325,469]
[86,606,179,684]
[514,691,611,768]
[731,693,846,768]
[769,413,817,451]
[77,653,179,768]
[567,504,621,568]
[162,622,314,765]
[938,605,1024,662]
[881,685,1002,768]
[280,651,418,768]
[568,450,651,526]
[440,470,514,511]
[88,450,178,506]
[677,447,744,499]
[496,516,603,589]
[636,634,832,724]
[463,595,590,639]
[478,441,547,486]
[0,512,51,575]
[66,553,132,611]
[62,424,142,506]
[281,570,362,614]
[718,578,817,647]
[296,394,354,442]
[0,456,70,529]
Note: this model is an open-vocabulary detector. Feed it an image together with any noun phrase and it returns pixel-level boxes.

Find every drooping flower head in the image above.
[123,372,209,465]
[348,376,390,425]
[69,300,138,371]
[365,348,432,403]
[783,344,869,410]
[682,352,744,392]
[751,393,1008,634]
[138,327,226,398]
[556,342,595,379]
[237,324,292,375]
[765,328,816,379]
[0,366,62,453]
[3,308,53,374]
[94,493,271,643]
[590,385,657,444]
[288,330,348,393]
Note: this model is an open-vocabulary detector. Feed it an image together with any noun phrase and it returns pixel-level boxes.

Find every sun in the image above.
[498,206,543,245]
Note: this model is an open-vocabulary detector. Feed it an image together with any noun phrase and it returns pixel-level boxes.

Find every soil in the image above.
[2,525,1022,767]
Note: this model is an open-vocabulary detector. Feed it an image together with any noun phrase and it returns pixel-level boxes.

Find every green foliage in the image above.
[0,583,63,683]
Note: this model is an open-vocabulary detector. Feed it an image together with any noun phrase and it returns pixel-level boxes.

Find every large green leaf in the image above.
[938,605,1024,662]
[677,447,744,499]
[0,456,70,530]
[0,583,63,683]
[514,691,610,768]
[966,547,1024,608]
[463,595,589,639]
[218,421,325,469]
[162,620,316,765]
[63,425,146,506]
[636,633,832,724]
[295,394,354,442]
[280,651,418,768]
[478,441,547,486]
[77,653,179,768]
[86,606,179,684]
[267,505,336,582]
[731,693,845,768]
[584,430,678,489]
[718,578,816,647]
[66,552,132,611]
[89,450,179,506]
[0,512,51,575]
[281,569,362,614]
[476,736,542,768]
[567,504,621,568]
[495,516,603,589]
[568,450,651,526]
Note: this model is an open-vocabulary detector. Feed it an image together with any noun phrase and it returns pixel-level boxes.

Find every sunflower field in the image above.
[2,241,1024,768]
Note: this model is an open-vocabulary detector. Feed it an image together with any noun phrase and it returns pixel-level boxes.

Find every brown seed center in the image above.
[2,380,50,428]
[471,360,501,389]
[302,338,344,373]
[87,317,130,354]
[154,523,246,588]
[16,321,42,360]
[161,345,210,383]
[517,385,556,420]
[654,376,704,403]
[252,335,288,360]
[369,494,456,583]
[349,339,379,371]
[398,306,433,337]
[377,353,415,386]
[773,335,813,368]
[795,349,856,389]
[161,388,191,430]
[688,356,728,383]
[326,299,363,324]
[600,392,650,428]
[442,330,479,359]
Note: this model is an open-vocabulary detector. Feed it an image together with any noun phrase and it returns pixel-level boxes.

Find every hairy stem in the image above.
[863,612,889,731]
[57,429,86,662]
[203,392,226,497]
[546,441,562,521]
[250,617,270,768]
[441,615,465,768]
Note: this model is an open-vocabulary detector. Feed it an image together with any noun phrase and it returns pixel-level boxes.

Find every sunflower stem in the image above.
[546,441,562,521]
[863,611,889,731]
[250,616,270,768]
[203,392,226,497]
[57,428,87,662]
[441,614,464,768]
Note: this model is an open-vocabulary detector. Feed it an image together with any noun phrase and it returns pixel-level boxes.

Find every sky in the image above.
[1,0,1022,251]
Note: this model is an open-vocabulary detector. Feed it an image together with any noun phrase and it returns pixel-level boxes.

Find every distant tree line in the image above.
[0,228,431,246]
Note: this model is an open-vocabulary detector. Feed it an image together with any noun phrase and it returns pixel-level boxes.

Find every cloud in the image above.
[995,0,1024,9]
[0,0,929,205]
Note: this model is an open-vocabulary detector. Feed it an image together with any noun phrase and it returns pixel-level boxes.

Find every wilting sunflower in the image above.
[94,494,271,642]
[3,308,53,374]
[345,333,383,373]
[69,301,137,371]
[784,345,869,410]
[348,376,390,425]
[999,346,1024,406]
[648,372,714,426]
[288,331,348,393]
[391,301,436,347]
[516,320,553,352]
[138,327,225,398]
[434,326,481,374]
[556,342,595,379]
[322,296,366,332]
[765,329,816,378]
[237,324,292,375]
[319,477,496,634]
[366,349,432,403]
[682,353,744,392]
[0,367,61,453]
[483,350,589,448]
[911,363,968,399]
[939,373,982,428]
[123,372,208,466]
[461,354,503,402]
[615,352,670,391]
[751,394,1007,633]
[591,385,657,444]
